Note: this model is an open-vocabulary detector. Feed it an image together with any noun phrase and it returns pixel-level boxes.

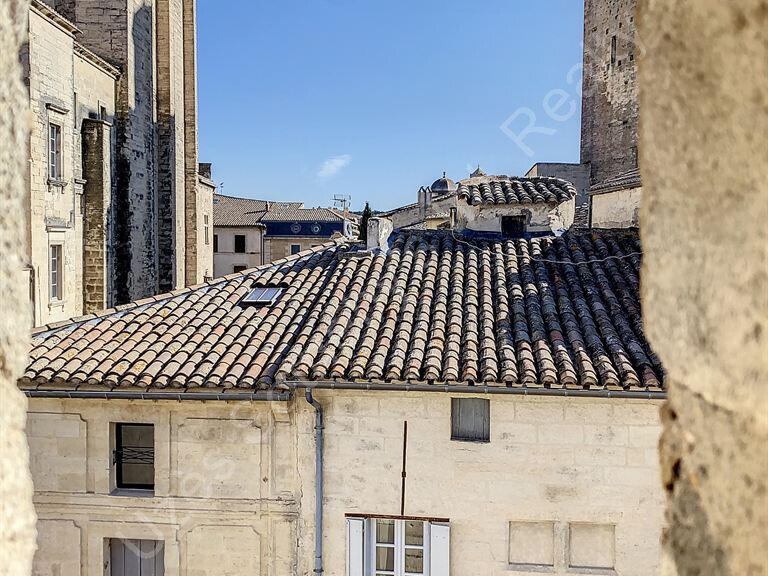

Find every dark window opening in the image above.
[114,423,154,490]
[451,398,490,443]
[234,234,246,253]
[213,234,218,253]
[291,244,301,255]
[501,215,527,239]
[233,264,247,273]
[610,35,617,65]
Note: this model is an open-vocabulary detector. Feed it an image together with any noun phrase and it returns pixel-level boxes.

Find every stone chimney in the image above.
[198,162,212,180]
[418,186,432,219]
[366,217,393,252]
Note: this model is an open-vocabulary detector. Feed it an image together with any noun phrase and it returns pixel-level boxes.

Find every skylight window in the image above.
[241,286,284,306]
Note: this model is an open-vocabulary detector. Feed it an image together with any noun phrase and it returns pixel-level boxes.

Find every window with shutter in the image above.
[451,398,490,443]
[109,539,164,576]
[346,517,450,576]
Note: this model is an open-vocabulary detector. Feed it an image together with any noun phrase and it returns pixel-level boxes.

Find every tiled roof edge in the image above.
[30,238,347,338]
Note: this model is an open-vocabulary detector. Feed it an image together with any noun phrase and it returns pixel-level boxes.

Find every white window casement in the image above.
[204,214,210,246]
[48,122,62,181]
[49,243,63,301]
[346,516,450,576]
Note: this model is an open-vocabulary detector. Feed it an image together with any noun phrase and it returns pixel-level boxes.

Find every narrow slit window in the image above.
[49,122,62,180]
[610,35,617,65]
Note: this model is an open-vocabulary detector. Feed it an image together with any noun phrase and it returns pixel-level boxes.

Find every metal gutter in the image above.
[23,389,290,401]
[289,380,667,400]
[305,389,324,574]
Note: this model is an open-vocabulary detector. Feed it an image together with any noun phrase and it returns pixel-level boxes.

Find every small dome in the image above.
[470,165,486,178]
[430,172,457,195]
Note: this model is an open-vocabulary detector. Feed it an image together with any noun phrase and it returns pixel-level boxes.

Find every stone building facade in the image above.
[212,194,356,276]
[23,392,663,576]
[580,0,639,188]
[23,0,213,326]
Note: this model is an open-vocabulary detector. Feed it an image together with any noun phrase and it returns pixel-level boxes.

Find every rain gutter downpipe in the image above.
[305,388,324,574]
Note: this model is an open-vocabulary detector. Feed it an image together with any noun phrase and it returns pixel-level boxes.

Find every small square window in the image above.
[234,234,246,253]
[233,264,247,273]
[113,423,154,490]
[501,215,526,239]
[451,398,490,443]
[291,244,301,255]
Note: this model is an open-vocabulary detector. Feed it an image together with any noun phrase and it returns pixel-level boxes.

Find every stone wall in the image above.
[63,0,202,301]
[581,0,639,186]
[591,186,641,228]
[27,7,81,325]
[0,0,36,573]
[266,237,331,263]
[212,226,264,276]
[526,162,591,207]
[456,198,576,235]
[27,398,298,575]
[81,119,112,311]
[637,0,768,574]
[297,391,664,576]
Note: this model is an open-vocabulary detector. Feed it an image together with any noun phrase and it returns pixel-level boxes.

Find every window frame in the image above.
[370,518,430,576]
[49,243,63,302]
[213,233,218,253]
[290,243,301,255]
[450,397,490,443]
[204,214,210,246]
[233,264,247,273]
[48,121,62,181]
[113,423,155,491]
[234,234,246,253]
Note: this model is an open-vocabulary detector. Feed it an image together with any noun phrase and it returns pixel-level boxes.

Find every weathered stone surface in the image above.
[638,0,768,574]
[581,0,639,186]
[0,0,36,573]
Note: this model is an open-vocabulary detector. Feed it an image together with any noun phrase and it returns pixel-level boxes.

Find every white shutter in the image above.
[346,518,365,576]
[429,523,450,576]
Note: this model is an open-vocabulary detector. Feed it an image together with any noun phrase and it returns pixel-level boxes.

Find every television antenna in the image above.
[333,194,351,212]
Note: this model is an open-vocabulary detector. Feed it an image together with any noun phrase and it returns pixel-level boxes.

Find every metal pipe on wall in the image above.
[305,388,324,574]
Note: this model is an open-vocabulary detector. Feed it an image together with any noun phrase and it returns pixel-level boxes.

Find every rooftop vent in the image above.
[241,286,284,307]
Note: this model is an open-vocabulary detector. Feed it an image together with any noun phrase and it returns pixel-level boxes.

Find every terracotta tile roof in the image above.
[213,194,302,227]
[262,206,343,222]
[590,168,642,195]
[457,176,577,206]
[21,229,663,392]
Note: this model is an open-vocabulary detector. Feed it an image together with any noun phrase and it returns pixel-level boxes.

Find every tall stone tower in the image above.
[580,0,639,187]
[53,0,207,303]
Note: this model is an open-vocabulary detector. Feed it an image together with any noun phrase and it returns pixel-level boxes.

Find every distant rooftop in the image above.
[590,168,642,195]
[457,175,577,206]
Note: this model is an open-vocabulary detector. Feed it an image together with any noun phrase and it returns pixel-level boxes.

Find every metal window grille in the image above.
[114,423,155,490]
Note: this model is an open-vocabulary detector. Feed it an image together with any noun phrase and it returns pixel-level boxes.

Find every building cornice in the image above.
[30,0,80,37]
[73,42,120,79]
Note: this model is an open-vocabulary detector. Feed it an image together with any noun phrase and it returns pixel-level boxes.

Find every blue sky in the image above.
[197,0,584,212]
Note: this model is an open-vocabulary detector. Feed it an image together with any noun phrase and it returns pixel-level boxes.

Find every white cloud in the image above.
[317,154,351,180]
